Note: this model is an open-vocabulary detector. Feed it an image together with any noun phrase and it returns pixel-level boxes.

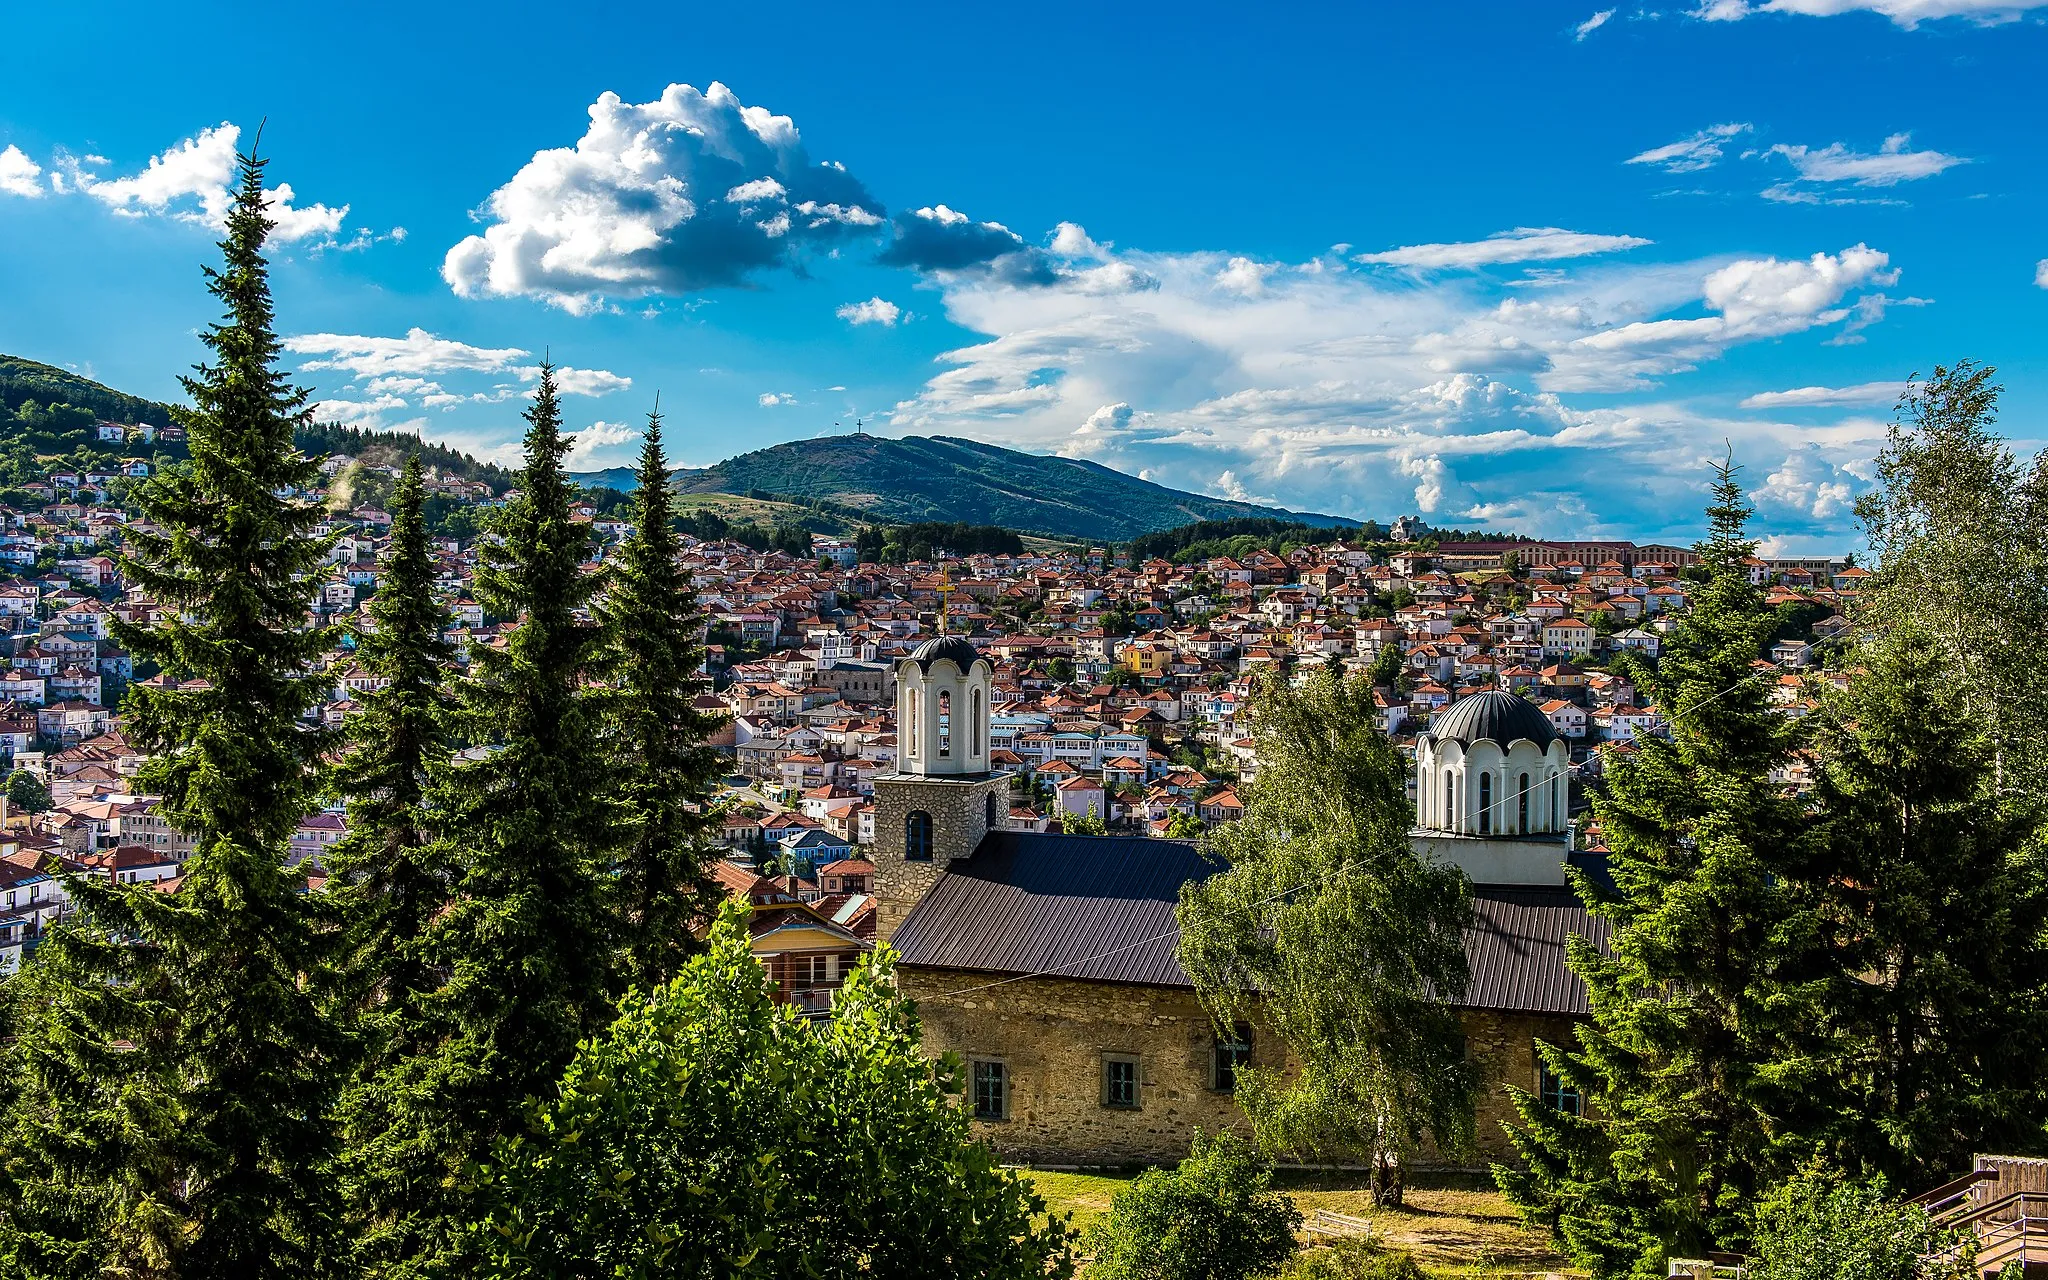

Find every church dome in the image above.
[907,634,984,673]
[1427,690,1557,752]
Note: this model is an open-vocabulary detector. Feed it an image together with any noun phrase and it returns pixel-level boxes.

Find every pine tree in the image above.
[600,408,729,990]
[371,364,622,1275]
[1497,457,1811,1272]
[1796,629,2048,1185]
[324,454,456,1269]
[0,146,342,1277]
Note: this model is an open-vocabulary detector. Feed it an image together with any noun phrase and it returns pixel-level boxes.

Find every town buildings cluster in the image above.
[0,420,1862,1004]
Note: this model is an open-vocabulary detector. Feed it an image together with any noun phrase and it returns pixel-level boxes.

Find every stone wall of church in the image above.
[901,965,1583,1169]
[872,772,1007,942]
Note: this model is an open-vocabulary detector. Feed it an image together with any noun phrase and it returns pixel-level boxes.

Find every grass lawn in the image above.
[1021,1168,1572,1275]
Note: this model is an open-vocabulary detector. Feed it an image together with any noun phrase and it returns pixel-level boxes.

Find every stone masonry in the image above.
[871,771,1009,942]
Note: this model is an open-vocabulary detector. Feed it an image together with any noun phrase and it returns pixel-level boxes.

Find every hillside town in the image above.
[0,427,1862,978]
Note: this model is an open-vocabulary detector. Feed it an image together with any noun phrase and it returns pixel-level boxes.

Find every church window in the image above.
[985,791,999,829]
[1211,1028,1252,1092]
[938,690,952,758]
[1442,771,1453,828]
[971,1059,1008,1121]
[1478,773,1492,835]
[971,688,983,756]
[906,688,918,758]
[1539,1062,1583,1116]
[1518,773,1530,834]
[905,811,933,862]
[1551,772,1561,828]
[1102,1054,1140,1109]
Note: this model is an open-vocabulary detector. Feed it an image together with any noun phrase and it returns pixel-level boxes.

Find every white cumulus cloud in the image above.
[443,81,885,313]
[1576,8,1617,37]
[0,145,43,198]
[567,420,640,469]
[2036,259,2048,289]
[1355,227,1652,270]
[62,123,350,243]
[837,297,902,326]
[759,392,795,407]
[881,221,1903,542]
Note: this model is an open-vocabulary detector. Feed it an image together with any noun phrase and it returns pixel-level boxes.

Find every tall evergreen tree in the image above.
[0,147,342,1277]
[1795,629,2048,1185]
[601,407,728,990]
[1497,458,1810,1272]
[324,454,456,1270]
[369,364,621,1276]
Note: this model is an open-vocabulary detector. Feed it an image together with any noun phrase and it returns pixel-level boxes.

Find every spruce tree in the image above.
[1497,458,1810,1271]
[324,454,456,1269]
[0,147,342,1277]
[1797,629,2048,1185]
[600,407,729,990]
[374,364,621,1275]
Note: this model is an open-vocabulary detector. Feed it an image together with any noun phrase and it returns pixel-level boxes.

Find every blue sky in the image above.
[2,0,2043,551]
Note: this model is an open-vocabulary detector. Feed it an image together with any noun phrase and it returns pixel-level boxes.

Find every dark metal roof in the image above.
[893,832,1608,1014]
[1426,689,1558,752]
[904,635,985,674]
[892,832,1205,987]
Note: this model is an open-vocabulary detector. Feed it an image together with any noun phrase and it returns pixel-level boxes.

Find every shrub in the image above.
[1280,1238,1426,1280]
[1748,1165,1974,1280]
[1082,1130,1301,1280]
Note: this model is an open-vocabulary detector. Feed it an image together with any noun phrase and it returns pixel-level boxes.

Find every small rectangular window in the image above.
[1539,1063,1583,1116]
[1102,1054,1140,1109]
[971,1059,1007,1121]
[1212,1029,1252,1093]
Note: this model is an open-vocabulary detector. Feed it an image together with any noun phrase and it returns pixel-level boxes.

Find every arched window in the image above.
[985,791,999,829]
[1479,773,1492,835]
[906,688,919,759]
[1518,772,1530,834]
[1551,772,1561,830]
[905,811,933,862]
[938,690,952,759]
[970,688,983,757]
[1442,771,1454,829]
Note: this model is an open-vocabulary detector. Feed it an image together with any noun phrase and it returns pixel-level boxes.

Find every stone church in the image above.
[875,634,1607,1168]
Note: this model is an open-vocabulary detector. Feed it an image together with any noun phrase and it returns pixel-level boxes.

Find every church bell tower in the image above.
[872,590,1009,941]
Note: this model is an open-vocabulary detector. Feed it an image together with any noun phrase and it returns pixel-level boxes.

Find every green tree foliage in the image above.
[1365,643,1405,690]
[1746,1166,1973,1280]
[0,148,343,1277]
[602,408,730,990]
[1082,1130,1300,1280]
[1793,630,2048,1185]
[325,455,458,1269]
[5,770,48,814]
[295,421,512,493]
[380,364,624,1274]
[468,904,1074,1279]
[1177,665,1474,1200]
[1855,362,2048,792]
[1126,517,1360,564]
[1496,458,1808,1271]
[855,521,1023,564]
[1059,809,1107,836]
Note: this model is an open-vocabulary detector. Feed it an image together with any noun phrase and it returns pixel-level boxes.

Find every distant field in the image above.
[667,492,819,523]
[1021,1167,1569,1274]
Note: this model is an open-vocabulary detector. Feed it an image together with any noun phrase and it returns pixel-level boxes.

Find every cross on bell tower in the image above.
[935,562,956,635]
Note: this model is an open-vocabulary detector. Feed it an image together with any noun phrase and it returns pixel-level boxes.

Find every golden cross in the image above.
[936,563,956,635]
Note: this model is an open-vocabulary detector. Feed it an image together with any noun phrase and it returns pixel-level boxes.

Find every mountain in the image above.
[575,433,1358,541]
[0,355,513,491]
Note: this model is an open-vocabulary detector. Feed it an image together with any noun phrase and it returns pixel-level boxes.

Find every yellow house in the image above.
[1122,642,1170,678]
